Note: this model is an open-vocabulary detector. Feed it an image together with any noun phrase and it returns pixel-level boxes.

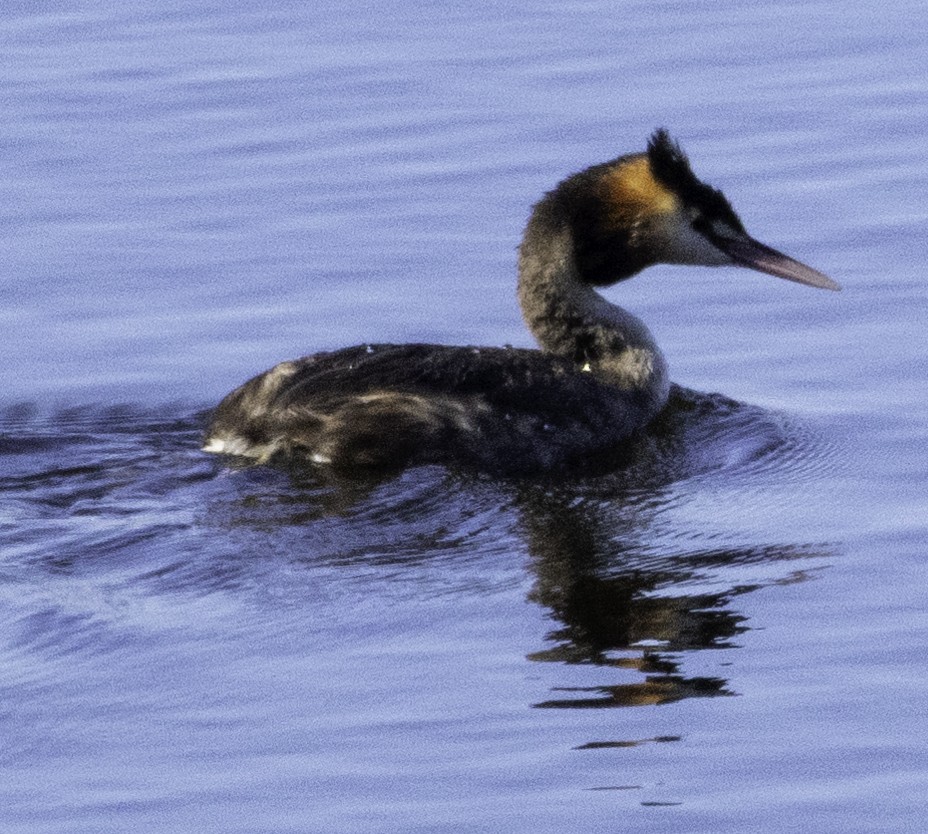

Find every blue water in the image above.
[3,2,928,832]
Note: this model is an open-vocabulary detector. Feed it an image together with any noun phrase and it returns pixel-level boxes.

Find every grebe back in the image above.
[204,130,838,473]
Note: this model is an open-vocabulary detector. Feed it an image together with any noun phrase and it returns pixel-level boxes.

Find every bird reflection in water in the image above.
[518,483,826,709]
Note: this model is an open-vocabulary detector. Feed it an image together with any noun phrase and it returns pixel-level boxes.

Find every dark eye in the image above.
[691,214,710,234]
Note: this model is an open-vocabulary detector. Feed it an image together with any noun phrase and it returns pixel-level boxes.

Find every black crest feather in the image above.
[647,129,745,233]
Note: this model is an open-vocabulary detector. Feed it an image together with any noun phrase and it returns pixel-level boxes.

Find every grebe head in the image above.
[560,129,840,291]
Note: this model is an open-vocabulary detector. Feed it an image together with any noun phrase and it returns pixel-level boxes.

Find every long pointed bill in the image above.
[719,236,841,291]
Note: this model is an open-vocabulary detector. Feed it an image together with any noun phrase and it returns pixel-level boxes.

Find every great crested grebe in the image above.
[204,130,839,473]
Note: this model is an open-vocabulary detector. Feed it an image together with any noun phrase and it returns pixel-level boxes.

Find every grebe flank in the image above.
[204,129,839,473]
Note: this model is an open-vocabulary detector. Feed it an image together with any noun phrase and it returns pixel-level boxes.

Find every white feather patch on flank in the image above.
[202,438,227,454]
[203,435,274,460]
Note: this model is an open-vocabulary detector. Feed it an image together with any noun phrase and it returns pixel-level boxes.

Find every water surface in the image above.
[2,2,928,832]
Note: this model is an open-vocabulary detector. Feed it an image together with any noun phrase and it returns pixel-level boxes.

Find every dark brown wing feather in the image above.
[207,343,652,473]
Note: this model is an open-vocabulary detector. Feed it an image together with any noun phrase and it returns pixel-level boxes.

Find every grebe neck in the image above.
[517,212,669,419]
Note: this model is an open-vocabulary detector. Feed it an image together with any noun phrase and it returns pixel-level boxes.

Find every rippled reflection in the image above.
[519,486,824,707]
